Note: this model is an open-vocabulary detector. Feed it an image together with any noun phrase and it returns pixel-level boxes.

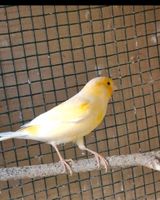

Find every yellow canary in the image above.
[0,77,117,174]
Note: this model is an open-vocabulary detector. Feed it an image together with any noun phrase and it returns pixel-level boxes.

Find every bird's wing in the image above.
[21,96,92,129]
[51,97,91,123]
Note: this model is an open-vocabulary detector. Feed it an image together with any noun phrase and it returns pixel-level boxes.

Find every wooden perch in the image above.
[0,151,160,181]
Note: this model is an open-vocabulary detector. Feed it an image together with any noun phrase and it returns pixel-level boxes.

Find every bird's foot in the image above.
[59,159,73,175]
[93,152,108,172]
[65,159,74,165]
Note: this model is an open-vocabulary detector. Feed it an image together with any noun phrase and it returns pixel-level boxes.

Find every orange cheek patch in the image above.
[107,87,113,97]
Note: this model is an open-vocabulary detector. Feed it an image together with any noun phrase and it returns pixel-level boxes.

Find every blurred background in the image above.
[0,5,160,200]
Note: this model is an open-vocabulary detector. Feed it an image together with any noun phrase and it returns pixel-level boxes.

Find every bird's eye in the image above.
[107,81,110,86]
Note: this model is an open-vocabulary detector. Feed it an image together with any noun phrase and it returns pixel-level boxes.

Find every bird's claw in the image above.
[60,159,73,175]
[94,154,108,172]
[65,159,74,165]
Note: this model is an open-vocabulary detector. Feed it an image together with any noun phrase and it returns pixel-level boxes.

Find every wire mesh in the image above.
[0,5,160,200]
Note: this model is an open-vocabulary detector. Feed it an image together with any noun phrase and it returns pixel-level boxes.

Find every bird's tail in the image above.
[0,131,28,141]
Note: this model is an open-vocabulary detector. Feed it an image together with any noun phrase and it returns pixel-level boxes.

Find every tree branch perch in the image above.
[0,151,160,181]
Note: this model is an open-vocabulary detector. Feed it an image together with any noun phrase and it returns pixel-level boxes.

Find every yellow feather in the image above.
[47,100,91,123]
[80,102,90,111]
[15,77,116,142]
[20,125,40,136]
[96,111,104,124]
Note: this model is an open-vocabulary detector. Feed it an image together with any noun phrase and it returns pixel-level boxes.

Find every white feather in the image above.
[0,131,28,141]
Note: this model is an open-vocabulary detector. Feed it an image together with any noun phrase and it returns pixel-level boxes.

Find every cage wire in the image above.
[0,5,160,200]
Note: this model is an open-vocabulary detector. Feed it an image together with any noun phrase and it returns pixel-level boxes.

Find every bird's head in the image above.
[81,77,117,100]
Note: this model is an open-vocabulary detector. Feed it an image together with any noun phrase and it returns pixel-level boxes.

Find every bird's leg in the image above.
[76,137,108,172]
[50,142,73,175]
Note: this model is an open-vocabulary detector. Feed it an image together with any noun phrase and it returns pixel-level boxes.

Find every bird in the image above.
[0,76,117,175]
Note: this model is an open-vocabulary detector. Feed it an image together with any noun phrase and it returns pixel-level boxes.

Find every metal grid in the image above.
[0,5,160,200]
